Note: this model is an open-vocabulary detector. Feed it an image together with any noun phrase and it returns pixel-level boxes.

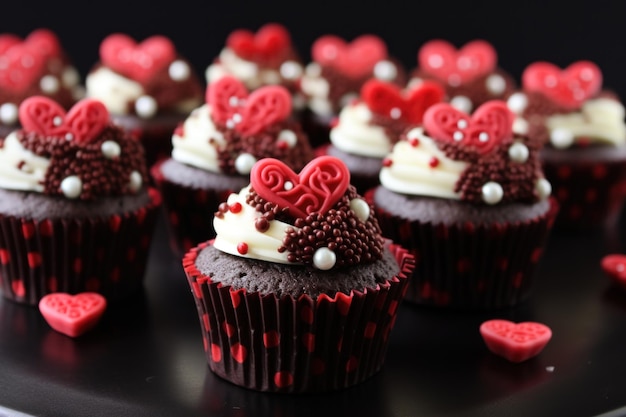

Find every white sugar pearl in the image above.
[374,60,397,81]
[507,92,528,114]
[280,61,303,80]
[478,132,490,142]
[129,170,142,192]
[550,128,574,149]
[284,181,293,191]
[453,131,464,141]
[313,247,336,270]
[101,140,121,159]
[53,116,63,126]
[457,119,468,129]
[0,103,18,125]
[62,67,80,87]
[486,74,506,95]
[482,181,504,205]
[349,198,370,222]
[390,107,402,119]
[536,178,552,200]
[40,75,60,94]
[508,142,529,163]
[305,63,322,77]
[278,130,297,148]
[169,60,190,81]
[512,118,529,135]
[60,176,82,199]
[450,96,472,113]
[235,153,257,175]
[135,95,158,119]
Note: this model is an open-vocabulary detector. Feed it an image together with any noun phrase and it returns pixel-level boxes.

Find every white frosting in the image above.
[213,186,300,264]
[545,98,626,148]
[379,127,467,199]
[86,67,144,115]
[171,104,225,173]
[0,132,50,192]
[329,102,391,157]
[300,63,334,117]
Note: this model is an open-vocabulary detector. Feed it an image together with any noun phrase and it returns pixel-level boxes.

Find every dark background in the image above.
[4,0,626,99]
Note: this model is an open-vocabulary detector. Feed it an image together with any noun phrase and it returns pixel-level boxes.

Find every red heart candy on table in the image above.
[19,96,109,143]
[206,76,291,135]
[100,33,176,83]
[312,34,387,79]
[361,79,444,124]
[480,319,552,363]
[39,292,107,337]
[251,156,350,219]
[601,254,626,288]
[419,39,497,85]
[422,100,514,154]
[226,23,291,63]
[522,61,602,109]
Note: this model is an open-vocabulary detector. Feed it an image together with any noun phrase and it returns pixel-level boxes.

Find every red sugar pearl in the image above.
[229,202,242,213]
[237,242,249,255]
[429,157,440,168]
[409,138,420,147]
[382,158,392,167]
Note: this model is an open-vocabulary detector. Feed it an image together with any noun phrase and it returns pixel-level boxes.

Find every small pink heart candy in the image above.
[39,292,107,337]
[480,319,552,363]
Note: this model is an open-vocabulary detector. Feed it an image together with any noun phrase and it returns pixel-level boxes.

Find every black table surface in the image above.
[2,212,626,417]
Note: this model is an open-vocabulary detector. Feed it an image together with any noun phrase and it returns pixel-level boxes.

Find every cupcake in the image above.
[205,23,304,107]
[151,75,315,256]
[506,60,626,230]
[0,96,161,305]
[368,100,558,309]
[409,39,516,114]
[299,34,407,147]
[182,155,414,392]
[0,28,82,138]
[326,78,444,193]
[85,33,204,166]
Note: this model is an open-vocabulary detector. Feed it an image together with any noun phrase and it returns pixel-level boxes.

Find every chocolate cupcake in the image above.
[409,39,516,114]
[299,34,407,147]
[151,75,315,256]
[0,28,82,138]
[368,100,558,309]
[324,78,444,193]
[0,96,161,305]
[182,156,414,392]
[85,33,204,166]
[506,60,626,230]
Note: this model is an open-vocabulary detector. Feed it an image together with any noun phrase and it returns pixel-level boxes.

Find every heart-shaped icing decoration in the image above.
[419,39,497,85]
[100,33,176,83]
[423,100,514,154]
[0,42,47,93]
[207,76,291,135]
[312,34,387,79]
[19,96,109,143]
[251,156,350,219]
[522,61,602,109]
[361,79,444,124]
[39,292,107,337]
[0,29,61,58]
[480,319,552,363]
[601,254,626,288]
[226,23,291,63]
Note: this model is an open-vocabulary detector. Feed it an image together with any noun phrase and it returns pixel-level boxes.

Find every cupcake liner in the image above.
[366,190,558,310]
[0,188,162,306]
[183,241,414,393]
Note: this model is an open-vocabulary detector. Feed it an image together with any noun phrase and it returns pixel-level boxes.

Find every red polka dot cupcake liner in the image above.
[0,188,162,306]
[182,241,414,393]
[370,196,559,310]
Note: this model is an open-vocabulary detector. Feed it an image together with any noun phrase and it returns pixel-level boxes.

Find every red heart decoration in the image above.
[226,23,291,63]
[480,319,552,363]
[601,254,626,289]
[39,292,107,337]
[419,39,497,84]
[361,79,444,124]
[100,33,176,83]
[422,100,514,154]
[0,42,47,92]
[0,34,21,55]
[250,156,350,219]
[522,61,602,109]
[19,96,109,143]
[24,29,61,59]
[206,76,291,135]
[312,34,387,79]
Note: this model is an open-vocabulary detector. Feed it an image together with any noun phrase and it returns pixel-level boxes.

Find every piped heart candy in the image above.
[0,41,47,93]
[206,75,291,136]
[250,156,350,219]
[418,39,497,85]
[312,34,388,79]
[19,96,109,143]
[361,79,444,124]
[522,61,602,110]
[422,100,514,154]
[226,23,291,64]
[39,292,107,337]
[0,28,61,58]
[480,319,552,363]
